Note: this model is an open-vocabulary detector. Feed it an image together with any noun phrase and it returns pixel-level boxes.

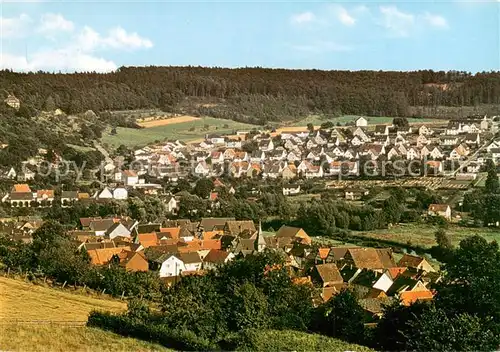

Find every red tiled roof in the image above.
[203,249,229,264]
[387,267,407,280]
[13,184,31,193]
[137,232,158,248]
[318,248,330,260]
[400,290,434,306]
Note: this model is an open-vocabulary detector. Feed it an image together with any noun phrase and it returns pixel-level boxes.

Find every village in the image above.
[0,115,498,225]
[3,214,438,319]
[0,116,500,336]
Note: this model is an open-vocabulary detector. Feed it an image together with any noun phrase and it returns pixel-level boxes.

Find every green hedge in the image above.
[223,329,374,351]
[87,311,217,351]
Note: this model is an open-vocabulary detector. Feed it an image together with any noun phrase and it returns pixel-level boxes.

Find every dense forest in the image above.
[1,68,500,124]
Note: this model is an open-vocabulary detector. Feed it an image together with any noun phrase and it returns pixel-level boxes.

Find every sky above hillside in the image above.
[0,0,499,73]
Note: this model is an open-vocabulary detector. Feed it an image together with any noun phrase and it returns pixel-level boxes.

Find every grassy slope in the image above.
[236,329,373,351]
[0,277,167,351]
[0,276,125,321]
[352,223,500,248]
[0,325,169,352]
[102,116,256,147]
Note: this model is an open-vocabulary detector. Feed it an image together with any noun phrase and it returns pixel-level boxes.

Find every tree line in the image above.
[1,68,499,124]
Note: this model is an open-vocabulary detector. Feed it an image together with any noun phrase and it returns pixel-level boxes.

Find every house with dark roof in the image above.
[427,204,451,220]
[224,220,256,237]
[199,217,235,231]
[342,248,396,273]
[398,254,436,273]
[89,218,117,236]
[61,191,79,207]
[275,225,312,245]
[179,252,202,272]
[312,263,343,287]
[203,249,235,270]
[105,222,132,240]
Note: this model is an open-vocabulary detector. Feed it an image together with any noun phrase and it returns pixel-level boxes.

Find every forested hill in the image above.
[1,67,500,124]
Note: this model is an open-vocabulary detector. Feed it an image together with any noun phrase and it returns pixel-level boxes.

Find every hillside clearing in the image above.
[102,116,256,148]
[138,115,200,127]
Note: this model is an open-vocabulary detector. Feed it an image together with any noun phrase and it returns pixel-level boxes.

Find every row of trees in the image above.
[2,68,499,123]
[463,159,500,226]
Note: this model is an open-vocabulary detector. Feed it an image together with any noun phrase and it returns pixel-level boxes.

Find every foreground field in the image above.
[102,116,256,147]
[0,325,169,352]
[0,277,167,351]
[354,223,500,248]
[0,276,125,322]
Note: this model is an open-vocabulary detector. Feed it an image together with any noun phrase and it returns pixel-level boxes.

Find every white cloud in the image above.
[333,6,356,26]
[291,40,352,53]
[290,12,316,25]
[104,27,154,50]
[76,26,153,51]
[423,13,448,28]
[38,13,74,34]
[379,6,415,37]
[0,13,32,38]
[0,50,117,72]
[1,14,153,73]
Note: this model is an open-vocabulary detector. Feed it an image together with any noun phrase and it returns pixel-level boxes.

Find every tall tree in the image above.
[194,178,214,199]
[313,289,365,343]
[436,236,500,322]
[434,228,452,250]
[485,159,499,194]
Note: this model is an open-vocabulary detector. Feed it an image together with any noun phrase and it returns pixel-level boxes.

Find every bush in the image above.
[87,311,217,351]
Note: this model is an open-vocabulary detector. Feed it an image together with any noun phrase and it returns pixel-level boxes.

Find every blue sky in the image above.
[0,1,499,72]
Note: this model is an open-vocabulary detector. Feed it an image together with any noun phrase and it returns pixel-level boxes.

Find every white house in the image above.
[194,162,210,177]
[158,254,186,277]
[283,184,301,196]
[486,140,500,153]
[208,135,225,145]
[95,187,113,200]
[166,196,178,213]
[180,252,202,272]
[113,188,128,200]
[355,117,368,127]
[418,125,433,136]
[6,167,16,179]
[106,223,132,240]
[373,271,394,293]
[429,147,444,160]
[122,170,139,186]
[203,249,235,271]
[428,204,451,221]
